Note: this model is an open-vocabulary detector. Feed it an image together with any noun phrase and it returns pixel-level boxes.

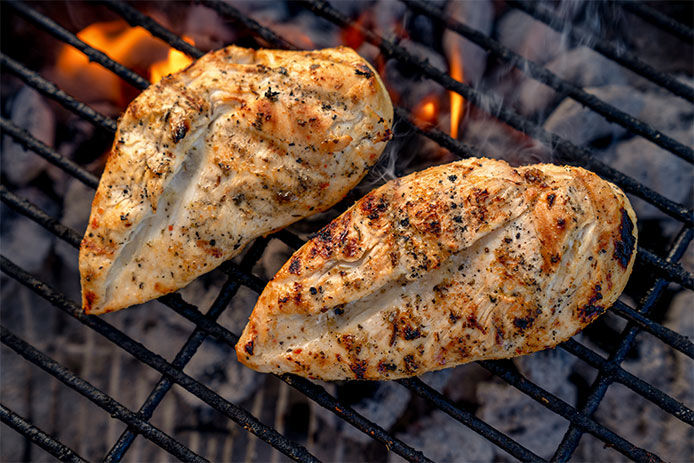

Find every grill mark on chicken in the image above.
[237,158,637,380]
[614,208,636,269]
[80,45,393,314]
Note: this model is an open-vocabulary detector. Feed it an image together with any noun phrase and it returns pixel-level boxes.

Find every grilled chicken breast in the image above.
[237,158,637,380]
[80,46,393,314]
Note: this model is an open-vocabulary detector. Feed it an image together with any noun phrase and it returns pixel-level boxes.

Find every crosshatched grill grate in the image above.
[0,0,692,462]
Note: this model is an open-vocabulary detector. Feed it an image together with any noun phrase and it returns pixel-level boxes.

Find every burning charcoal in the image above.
[478,380,569,458]
[665,291,693,340]
[517,47,628,115]
[439,363,492,404]
[1,188,57,272]
[543,85,643,146]
[418,369,452,393]
[332,0,409,43]
[609,132,693,222]
[632,80,694,133]
[497,10,565,66]
[2,87,55,185]
[311,381,411,444]
[514,347,578,402]
[680,247,694,284]
[178,282,264,405]
[623,9,694,76]
[182,336,266,405]
[389,410,495,463]
[183,5,236,51]
[257,238,295,281]
[54,178,95,273]
[384,40,448,110]
[478,349,577,458]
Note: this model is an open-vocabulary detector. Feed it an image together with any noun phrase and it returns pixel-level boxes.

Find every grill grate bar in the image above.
[0,327,209,463]
[103,237,271,463]
[6,0,149,91]
[8,188,681,462]
[300,0,694,226]
[0,258,320,463]
[0,53,117,133]
[507,0,694,102]
[404,0,693,164]
[619,1,694,42]
[0,403,88,463]
[552,225,694,461]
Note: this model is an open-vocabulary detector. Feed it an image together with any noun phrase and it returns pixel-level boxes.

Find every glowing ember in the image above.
[341,11,370,50]
[413,96,439,128]
[447,41,465,139]
[150,36,195,84]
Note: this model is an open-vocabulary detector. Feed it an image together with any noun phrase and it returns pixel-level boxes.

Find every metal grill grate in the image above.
[1,0,692,461]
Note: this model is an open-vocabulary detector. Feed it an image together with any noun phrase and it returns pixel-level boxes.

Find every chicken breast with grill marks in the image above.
[79,46,393,314]
[237,158,637,380]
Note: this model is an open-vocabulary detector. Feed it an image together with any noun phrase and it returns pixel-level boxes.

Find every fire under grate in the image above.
[0,1,692,462]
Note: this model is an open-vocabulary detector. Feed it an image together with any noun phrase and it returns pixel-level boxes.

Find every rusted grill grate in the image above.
[1,0,692,462]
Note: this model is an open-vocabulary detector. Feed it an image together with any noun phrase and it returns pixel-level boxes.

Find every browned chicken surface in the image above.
[79,45,393,314]
[237,158,637,380]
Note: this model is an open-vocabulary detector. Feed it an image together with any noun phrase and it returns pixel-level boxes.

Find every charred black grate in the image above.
[0,0,692,462]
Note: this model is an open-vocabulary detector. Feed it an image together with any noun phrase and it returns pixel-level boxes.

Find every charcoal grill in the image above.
[1,0,692,461]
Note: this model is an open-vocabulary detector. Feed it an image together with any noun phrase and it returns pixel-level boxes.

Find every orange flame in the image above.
[150,35,195,84]
[447,41,465,139]
[55,20,195,106]
[56,21,162,105]
[56,21,156,78]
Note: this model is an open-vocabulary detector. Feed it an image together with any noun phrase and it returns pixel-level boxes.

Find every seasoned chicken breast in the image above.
[80,46,393,314]
[237,158,637,380]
